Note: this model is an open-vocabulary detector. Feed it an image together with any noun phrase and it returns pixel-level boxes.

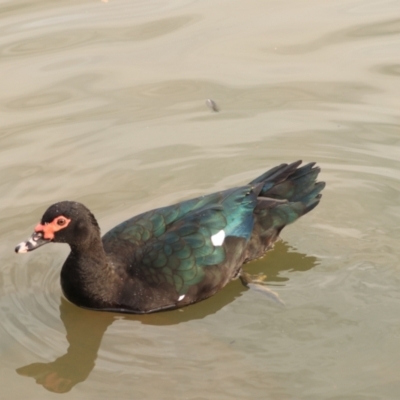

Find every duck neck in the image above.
[69,234,106,260]
[61,234,117,309]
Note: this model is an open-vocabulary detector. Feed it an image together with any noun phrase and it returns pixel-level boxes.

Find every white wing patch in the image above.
[178,295,185,301]
[211,229,225,246]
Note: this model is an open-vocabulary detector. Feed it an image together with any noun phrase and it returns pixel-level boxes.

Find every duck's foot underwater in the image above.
[239,271,285,306]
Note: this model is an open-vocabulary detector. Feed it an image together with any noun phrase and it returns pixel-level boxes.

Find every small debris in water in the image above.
[206,99,219,112]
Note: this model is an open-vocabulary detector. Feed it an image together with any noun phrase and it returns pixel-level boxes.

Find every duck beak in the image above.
[15,232,51,253]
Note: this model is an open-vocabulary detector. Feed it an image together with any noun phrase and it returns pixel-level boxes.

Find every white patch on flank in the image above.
[211,229,225,246]
[178,295,185,301]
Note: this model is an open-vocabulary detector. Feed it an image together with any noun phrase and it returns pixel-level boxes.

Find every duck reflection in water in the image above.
[16,241,318,393]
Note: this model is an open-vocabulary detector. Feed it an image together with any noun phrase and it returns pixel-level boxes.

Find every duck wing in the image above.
[103,185,259,296]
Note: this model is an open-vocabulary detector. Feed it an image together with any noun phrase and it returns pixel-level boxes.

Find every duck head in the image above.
[15,201,99,253]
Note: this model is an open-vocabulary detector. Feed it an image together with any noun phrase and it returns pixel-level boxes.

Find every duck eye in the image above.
[57,218,66,226]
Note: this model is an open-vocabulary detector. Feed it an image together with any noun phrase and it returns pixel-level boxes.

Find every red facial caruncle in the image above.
[35,216,71,240]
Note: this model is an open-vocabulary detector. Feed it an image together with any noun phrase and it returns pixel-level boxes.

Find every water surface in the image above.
[1,0,400,398]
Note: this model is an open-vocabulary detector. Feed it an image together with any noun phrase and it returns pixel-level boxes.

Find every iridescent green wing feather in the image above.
[103,185,258,294]
[103,186,257,245]
[137,207,227,294]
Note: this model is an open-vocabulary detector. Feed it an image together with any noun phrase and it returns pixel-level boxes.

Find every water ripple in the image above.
[0,15,198,59]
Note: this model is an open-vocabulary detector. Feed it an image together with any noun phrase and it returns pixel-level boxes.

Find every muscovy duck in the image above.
[15,160,324,313]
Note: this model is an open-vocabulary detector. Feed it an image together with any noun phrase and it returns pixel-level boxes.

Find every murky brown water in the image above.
[1,0,400,398]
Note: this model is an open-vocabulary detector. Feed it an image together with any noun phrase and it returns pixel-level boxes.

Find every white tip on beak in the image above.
[15,240,33,253]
